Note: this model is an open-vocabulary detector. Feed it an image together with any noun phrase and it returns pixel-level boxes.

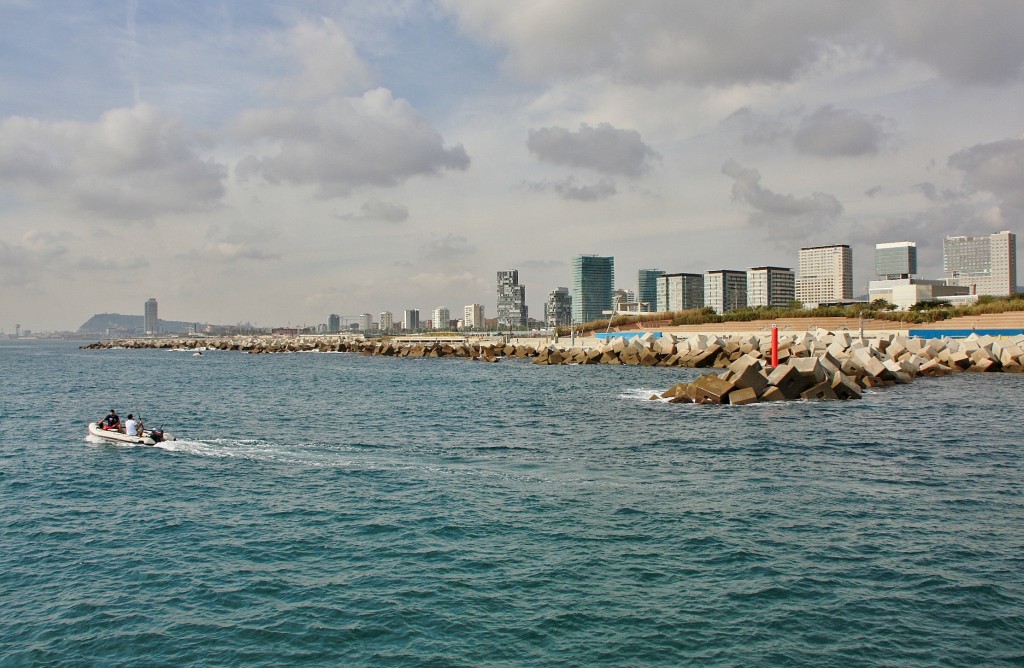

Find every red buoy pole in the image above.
[771,323,779,367]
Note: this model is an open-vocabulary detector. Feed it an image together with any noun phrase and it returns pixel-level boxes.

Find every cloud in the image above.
[527,123,659,177]
[0,103,226,220]
[444,2,1024,87]
[912,182,959,203]
[729,105,893,157]
[874,3,1024,84]
[948,137,1024,216]
[266,17,370,100]
[0,230,70,287]
[519,259,567,270]
[188,221,282,263]
[232,88,470,197]
[722,159,843,238]
[525,176,617,202]
[338,198,409,223]
[425,233,475,262]
[792,105,891,157]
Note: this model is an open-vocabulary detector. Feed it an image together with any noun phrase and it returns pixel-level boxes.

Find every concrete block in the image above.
[661,382,689,399]
[831,372,862,399]
[968,357,997,372]
[731,364,769,396]
[792,357,827,384]
[729,354,763,375]
[692,374,736,404]
[728,387,759,405]
[767,363,809,400]
[826,341,849,359]
[691,343,722,368]
[760,386,787,401]
[948,351,971,370]
[801,381,838,401]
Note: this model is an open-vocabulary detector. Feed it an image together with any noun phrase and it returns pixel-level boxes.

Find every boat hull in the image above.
[87,422,175,445]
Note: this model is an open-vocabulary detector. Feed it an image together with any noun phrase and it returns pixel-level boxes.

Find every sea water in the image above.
[1,339,1022,666]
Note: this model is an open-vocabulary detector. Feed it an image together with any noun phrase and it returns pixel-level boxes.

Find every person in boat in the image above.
[124,414,140,437]
[102,409,121,431]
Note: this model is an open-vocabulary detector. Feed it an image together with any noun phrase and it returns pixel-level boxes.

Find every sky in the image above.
[2,1,1023,332]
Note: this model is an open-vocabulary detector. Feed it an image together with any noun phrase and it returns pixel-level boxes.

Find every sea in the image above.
[1,339,1022,666]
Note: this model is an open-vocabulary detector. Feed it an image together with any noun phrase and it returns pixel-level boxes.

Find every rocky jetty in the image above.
[82,328,1024,404]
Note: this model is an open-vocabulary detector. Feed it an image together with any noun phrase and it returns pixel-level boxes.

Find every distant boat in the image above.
[87,422,175,446]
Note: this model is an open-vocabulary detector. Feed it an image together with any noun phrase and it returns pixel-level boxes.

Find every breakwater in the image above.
[82,328,1024,404]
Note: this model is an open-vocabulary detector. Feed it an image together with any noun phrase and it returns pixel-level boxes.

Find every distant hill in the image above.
[77,313,200,335]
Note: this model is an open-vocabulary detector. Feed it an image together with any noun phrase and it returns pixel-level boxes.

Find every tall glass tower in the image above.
[572,255,614,324]
[637,269,664,311]
[875,241,917,279]
[144,298,158,335]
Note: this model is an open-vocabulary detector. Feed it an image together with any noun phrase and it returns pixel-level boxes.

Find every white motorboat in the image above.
[87,422,176,445]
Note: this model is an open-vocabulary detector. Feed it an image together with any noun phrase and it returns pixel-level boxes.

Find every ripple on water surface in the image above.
[1,342,1023,665]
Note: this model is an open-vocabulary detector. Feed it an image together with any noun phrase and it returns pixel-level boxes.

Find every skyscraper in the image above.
[704,270,747,314]
[464,304,485,330]
[496,270,528,328]
[746,267,795,308]
[796,244,853,307]
[572,255,614,323]
[875,241,917,279]
[144,298,158,335]
[637,269,664,311]
[944,231,1017,296]
[403,309,419,331]
[327,313,341,333]
[545,287,573,327]
[431,306,451,330]
[379,311,394,332]
[358,314,373,331]
[656,273,703,312]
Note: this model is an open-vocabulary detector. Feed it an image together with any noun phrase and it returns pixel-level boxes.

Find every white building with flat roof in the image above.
[796,244,853,307]
[431,306,451,330]
[746,266,795,308]
[704,270,747,314]
[463,304,485,330]
[656,273,703,312]
[868,278,972,310]
[943,231,1017,297]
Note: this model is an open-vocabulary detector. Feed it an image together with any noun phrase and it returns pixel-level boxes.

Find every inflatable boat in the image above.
[87,422,175,446]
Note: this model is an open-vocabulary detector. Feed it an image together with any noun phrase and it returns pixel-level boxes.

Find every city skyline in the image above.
[2,3,1024,331]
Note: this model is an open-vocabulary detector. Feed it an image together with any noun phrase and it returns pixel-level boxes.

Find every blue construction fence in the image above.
[909,328,1024,339]
[594,331,663,341]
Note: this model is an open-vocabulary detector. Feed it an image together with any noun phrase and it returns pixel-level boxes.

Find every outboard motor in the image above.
[150,429,164,443]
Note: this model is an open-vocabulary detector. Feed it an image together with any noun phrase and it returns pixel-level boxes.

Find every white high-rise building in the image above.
[403,309,419,331]
[796,244,853,307]
[431,306,451,330]
[544,287,573,327]
[464,304,485,330]
[358,314,373,331]
[746,267,795,308]
[656,273,703,312]
[943,231,1017,297]
[379,311,394,332]
[704,270,747,314]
